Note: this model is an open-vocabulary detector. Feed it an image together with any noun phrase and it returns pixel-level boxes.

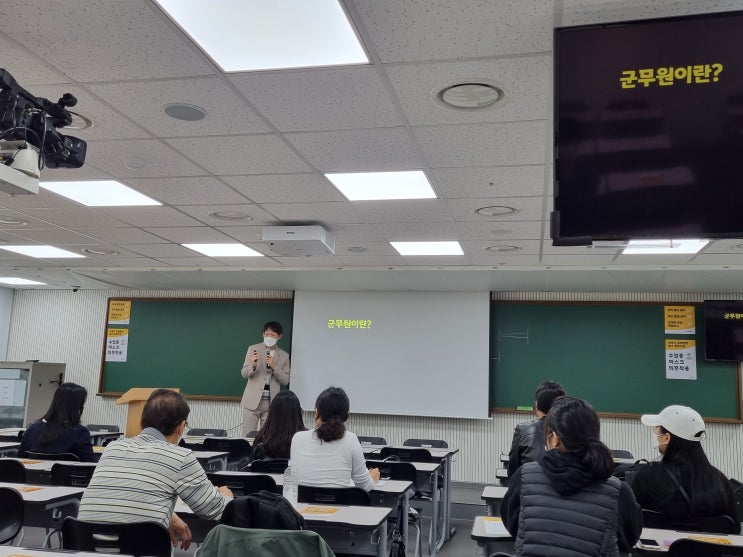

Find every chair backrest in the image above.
[358,436,388,445]
[641,509,739,534]
[245,430,259,439]
[199,524,334,557]
[189,428,228,437]
[61,517,172,557]
[221,490,305,530]
[203,437,252,457]
[366,459,417,483]
[403,438,448,449]
[380,446,432,463]
[611,449,634,459]
[86,424,119,432]
[0,459,26,483]
[298,484,371,506]
[668,538,743,557]
[0,487,23,544]
[248,458,289,474]
[730,478,743,522]
[51,463,97,487]
[26,451,80,462]
[208,472,277,496]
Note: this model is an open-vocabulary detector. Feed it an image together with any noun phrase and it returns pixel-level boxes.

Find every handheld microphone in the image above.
[266,349,272,371]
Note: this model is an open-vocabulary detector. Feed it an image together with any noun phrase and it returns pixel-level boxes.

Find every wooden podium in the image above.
[116,387,180,437]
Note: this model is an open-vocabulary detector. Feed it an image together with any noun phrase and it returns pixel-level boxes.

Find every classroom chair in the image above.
[85,424,119,432]
[379,446,432,463]
[641,509,739,534]
[25,451,79,461]
[730,478,743,522]
[207,471,277,496]
[247,458,289,474]
[403,438,448,449]
[61,517,171,557]
[358,435,388,445]
[50,463,97,487]
[611,449,634,459]
[198,524,336,557]
[0,487,24,544]
[298,485,371,506]
[188,427,228,437]
[203,437,252,471]
[0,459,26,483]
[668,538,743,556]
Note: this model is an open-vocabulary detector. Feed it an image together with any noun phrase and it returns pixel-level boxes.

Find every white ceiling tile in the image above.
[614,254,697,265]
[463,239,542,255]
[386,55,550,126]
[445,196,545,222]
[123,244,195,258]
[87,78,271,137]
[333,242,397,256]
[414,122,547,167]
[697,239,743,253]
[0,208,72,228]
[690,253,743,265]
[353,0,553,62]
[210,255,282,267]
[16,207,131,228]
[96,257,165,267]
[540,253,619,265]
[96,207,203,228]
[373,221,458,241]
[260,202,366,224]
[70,227,167,245]
[6,228,104,245]
[0,35,70,85]
[272,256,342,266]
[88,140,206,178]
[216,226,267,243]
[31,84,150,141]
[0,0,215,81]
[222,174,345,203]
[175,204,278,227]
[139,227,233,244]
[323,223,385,242]
[456,220,543,240]
[352,199,451,224]
[285,128,423,171]
[166,135,311,175]
[125,177,249,206]
[154,257,227,267]
[230,67,403,131]
[560,0,743,27]
[336,255,407,266]
[469,253,541,265]
[432,165,546,198]
[399,254,470,266]
[542,243,620,256]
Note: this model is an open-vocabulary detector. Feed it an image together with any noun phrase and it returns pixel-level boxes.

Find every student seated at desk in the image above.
[631,405,739,532]
[19,382,96,462]
[501,396,642,556]
[251,390,306,461]
[290,386,380,491]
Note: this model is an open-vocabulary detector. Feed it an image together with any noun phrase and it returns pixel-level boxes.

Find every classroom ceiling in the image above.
[1,0,743,293]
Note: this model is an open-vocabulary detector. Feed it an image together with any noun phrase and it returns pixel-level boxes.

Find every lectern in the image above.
[116,387,179,437]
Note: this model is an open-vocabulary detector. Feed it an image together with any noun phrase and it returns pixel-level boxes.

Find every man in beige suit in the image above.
[240,321,291,436]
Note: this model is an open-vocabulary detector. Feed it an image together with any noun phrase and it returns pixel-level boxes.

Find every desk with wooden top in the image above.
[636,527,743,552]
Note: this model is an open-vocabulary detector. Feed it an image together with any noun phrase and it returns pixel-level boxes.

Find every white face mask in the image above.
[264,336,278,347]
[652,432,669,452]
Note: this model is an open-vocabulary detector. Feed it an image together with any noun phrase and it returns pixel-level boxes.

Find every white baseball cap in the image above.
[641,405,706,442]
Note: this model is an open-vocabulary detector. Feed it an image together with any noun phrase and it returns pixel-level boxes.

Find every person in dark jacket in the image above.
[501,396,642,556]
[507,380,565,478]
[251,390,306,461]
[19,382,96,462]
[630,405,739,532]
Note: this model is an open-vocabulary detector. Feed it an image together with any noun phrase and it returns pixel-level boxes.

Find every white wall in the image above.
[7,288,743,483]
[0,286,14,360]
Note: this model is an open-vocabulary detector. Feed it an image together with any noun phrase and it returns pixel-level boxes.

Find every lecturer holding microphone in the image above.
[240,321,291,436]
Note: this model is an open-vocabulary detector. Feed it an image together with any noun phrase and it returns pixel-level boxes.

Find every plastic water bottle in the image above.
[283,460,299,508]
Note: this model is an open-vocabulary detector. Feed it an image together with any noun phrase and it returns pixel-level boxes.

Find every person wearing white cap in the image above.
[630,405,739,531]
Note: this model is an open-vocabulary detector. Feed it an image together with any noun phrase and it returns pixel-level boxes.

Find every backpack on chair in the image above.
[221,490,305,530]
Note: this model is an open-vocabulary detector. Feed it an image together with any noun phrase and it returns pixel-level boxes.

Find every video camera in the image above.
[0,68,86,180]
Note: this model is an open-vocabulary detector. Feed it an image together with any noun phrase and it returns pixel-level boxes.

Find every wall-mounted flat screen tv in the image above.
[552,11,743,246]
[704,300,743,361]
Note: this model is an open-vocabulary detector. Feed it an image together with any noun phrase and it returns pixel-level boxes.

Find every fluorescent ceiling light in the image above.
[182,243,264,257]
[0,245,85,258]
[0,277,46,285]
[156,0,368,72]
[622,239,709,255]
[325,171,436,201]
[391,241,464,256]
[40,180,161,207]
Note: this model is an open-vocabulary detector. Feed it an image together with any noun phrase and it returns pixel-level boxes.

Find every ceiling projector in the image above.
[261,225,335,257]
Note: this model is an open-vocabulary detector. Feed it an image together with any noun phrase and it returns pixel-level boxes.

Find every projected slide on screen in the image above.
[290,291,490,419]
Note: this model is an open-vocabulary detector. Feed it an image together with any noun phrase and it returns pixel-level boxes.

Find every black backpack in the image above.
[221,490,305,530]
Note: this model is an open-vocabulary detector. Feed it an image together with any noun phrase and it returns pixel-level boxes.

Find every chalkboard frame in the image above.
[490,301,743,423]
[98,297,294,400]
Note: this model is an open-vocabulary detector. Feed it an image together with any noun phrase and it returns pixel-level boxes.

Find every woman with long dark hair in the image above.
[251,390,306,460]
[290,386,379,490]
[19,382,96,462]
[501,396,642,556]
[631,405,739,531]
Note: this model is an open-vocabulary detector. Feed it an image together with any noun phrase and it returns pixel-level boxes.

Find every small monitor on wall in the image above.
[704,300,743,362]
[552,11,743,246]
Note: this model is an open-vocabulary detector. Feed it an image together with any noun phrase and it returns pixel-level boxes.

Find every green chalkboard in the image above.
[491,303,742,422]
[100,298,293,399]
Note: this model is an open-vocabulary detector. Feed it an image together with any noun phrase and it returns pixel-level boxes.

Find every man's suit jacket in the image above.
[240,343,291,410]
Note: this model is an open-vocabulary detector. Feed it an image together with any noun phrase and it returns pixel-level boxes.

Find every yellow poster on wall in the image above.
[664,305,695,334]
[108,300,131,325]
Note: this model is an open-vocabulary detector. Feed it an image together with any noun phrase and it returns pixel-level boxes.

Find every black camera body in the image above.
[0,69,86,169]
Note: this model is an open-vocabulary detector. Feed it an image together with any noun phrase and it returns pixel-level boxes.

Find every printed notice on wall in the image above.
[664,305,695,334]
[106,328,129,362]
[108,300,131,325]
[665,339,697,380]
[0,379,17,406]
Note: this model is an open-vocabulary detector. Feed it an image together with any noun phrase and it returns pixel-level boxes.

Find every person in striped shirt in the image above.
[78,389,232,550]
